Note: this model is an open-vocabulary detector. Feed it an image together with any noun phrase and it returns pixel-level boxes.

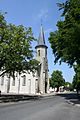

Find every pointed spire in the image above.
[35,24,48,49]
[38,24,45,45]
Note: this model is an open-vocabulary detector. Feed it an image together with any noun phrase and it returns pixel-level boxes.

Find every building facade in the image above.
[0,25,49,95]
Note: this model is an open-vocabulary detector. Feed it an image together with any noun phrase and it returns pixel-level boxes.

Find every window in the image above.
[22,75,26,86]
[1,75,4,86]
[16,72,18,77]
[35,79,38,93]
[38,50,40,56]
[12,78,15,86]
[28,79,31,93]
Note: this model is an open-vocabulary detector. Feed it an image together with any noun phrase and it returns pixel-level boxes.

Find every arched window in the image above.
[1,75,4,86]
[22,75,26,86]
[12,78,15,86]
[38,50,40,56]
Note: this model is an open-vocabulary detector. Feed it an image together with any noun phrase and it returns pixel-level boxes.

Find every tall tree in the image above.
[49,0,80,67]
[72,64,80,95]
[0,12,38,76]
[50,70,65,92]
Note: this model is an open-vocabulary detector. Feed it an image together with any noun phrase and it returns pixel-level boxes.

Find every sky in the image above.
[0,0,75,82]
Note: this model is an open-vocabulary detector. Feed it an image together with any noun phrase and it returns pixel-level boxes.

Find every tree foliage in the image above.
[72,64,80,93]
[64,82,73,91]
[50,70,65,91]
[0,12,39,76]
[49,0,80,66]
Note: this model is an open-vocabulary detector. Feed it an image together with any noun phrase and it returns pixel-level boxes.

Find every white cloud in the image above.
[38,9,48,19]
[32,8,49,24]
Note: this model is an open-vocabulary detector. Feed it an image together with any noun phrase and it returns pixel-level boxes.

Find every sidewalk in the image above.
[0,92,80,107]
[56,92,80,107]
[0,92,56,107]
[40,92,56,97]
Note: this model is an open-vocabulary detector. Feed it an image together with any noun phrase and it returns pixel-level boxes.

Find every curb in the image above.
[67,100,75,105]
[67,100,80,107]
[0,93,56,106]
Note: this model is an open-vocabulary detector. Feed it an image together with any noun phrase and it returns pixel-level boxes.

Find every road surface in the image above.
[0,93,80,120]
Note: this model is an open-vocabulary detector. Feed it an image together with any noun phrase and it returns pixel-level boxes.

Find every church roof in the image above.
[35,24,48,49]
[38,24,45,45]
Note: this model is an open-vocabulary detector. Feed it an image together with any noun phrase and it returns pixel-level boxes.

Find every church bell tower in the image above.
[35,24,49,94]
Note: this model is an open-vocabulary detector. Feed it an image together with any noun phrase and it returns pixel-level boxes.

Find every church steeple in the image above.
[35,24,47,49]
[35,24,49,94]
[38,24,45,45]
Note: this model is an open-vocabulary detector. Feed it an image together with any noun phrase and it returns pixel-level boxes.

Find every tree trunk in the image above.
[76,88,79,97]
[56,87,59,92]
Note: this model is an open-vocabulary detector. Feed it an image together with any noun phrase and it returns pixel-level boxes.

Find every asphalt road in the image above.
[0,94,80,120]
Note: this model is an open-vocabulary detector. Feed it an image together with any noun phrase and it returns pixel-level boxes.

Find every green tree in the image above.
[50,70,65,92]
[72,64,80,95]
[0,12,38,76]
[49,0,80,67]
[64,82,73,91]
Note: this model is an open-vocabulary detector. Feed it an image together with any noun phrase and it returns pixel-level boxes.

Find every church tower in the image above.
[35,25,49,94]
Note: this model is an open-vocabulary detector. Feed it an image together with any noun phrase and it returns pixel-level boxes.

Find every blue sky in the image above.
[0,0,75,82]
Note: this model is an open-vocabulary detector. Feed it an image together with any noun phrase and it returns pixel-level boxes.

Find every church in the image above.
[0,25,49,95]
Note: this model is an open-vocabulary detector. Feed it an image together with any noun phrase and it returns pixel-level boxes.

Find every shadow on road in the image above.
[56,92,80,105]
